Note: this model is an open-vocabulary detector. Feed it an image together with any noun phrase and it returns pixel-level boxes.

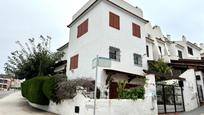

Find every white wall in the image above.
[43,74,157,115]
[195,71,204,100]
[179,69,199,111]
[175,41,201,60]
[144,23,171,62]
[146,41,154,60]
[67,1,148,87]
[169,43,186,60]
[61,47,69,61]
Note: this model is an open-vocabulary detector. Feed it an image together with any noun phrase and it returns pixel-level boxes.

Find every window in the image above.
[196,75,201,80]
[159,46,162,55]
[178,50,183,59]
[109,46,120,61]
[187,47,193,55]
[75,106,80,113]
[77,19,88,38]
[133,53,142,66]
[146,45,149,57]
[70,54,79,70]
[132,23,141,38]
[109,12,120,30]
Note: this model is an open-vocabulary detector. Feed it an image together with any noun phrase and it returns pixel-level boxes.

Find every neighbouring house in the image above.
[0,74,12,91]
[52,0,204,114]
[145,21,204,113]
[54,43,69,74]
[200,43,204,60]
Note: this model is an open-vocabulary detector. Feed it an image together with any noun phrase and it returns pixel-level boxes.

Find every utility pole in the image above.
[93,55,98,115]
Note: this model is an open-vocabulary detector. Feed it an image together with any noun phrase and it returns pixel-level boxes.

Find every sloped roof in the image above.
[57,43,69,51]
[68,0,149,27]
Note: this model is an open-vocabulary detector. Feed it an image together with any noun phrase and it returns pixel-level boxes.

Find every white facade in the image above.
[179,69,199,111]
[174,36,201,60]
[67,0,148,87]
[62,0,204,114]
[144,22,202,62]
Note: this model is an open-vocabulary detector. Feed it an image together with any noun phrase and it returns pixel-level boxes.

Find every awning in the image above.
[143,70,185,81]
[170,59,204,72]
[104,69,144,83]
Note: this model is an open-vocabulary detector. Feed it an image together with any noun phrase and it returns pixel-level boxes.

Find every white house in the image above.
[66,0,151,99]
[56,0,204,114]
[54,43,69,74]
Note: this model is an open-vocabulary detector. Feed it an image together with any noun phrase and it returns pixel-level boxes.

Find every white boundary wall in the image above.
[30,74,158,115]
[179,69,199,111]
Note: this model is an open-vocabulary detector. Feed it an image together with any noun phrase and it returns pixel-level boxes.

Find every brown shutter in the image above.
[109,12,120,30]
[115,14,120,29]
[109,12,114,27]
[132,23,141,38]
[84,19,88,33]
[77,19,88,38]
[70,54,79,70]
[136,24,141,38]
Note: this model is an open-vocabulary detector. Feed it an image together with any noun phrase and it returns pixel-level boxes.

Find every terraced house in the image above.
[55,0,204,114]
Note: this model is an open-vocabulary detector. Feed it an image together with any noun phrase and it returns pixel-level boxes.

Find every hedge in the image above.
[21,76,50,105]
[120,87,145,100]
[42,76,58,103]
[21,74,94,105]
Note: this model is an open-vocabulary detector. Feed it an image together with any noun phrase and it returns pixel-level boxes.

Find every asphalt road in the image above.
[0,91,55,115]
[0,90,16,99]
[180,106,204,115]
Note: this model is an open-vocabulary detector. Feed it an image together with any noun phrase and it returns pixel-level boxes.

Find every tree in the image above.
[148,59,172,81]
[4,35,64,80]
[149,59,172,74]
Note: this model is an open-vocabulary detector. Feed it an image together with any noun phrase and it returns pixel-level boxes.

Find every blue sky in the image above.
[0,0,203,74]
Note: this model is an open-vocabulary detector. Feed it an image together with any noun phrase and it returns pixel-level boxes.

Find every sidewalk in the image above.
[0,91,55,115]
[180,106,204,115]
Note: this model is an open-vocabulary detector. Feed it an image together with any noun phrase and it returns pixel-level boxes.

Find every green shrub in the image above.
[21,80,30,98]
[43,74,68,104]
[21,76,49,105]
[120,87,145,100]
[117,80,127,99]
[42,76,58,102]
[27,77,49,105]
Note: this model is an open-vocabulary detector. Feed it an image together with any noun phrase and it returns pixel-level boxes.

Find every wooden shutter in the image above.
[70,54,79,70]
[132,23,141,38]
[109,12,120,30]
[77,19,88,38]
[84,19,88,34]
[115,14,120,29]
[109,12,114,27]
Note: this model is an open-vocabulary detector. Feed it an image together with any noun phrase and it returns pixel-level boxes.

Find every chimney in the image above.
[194,43,198,46]
[200,43,204,48]
[182,35,186,41]
[166,34,171,41]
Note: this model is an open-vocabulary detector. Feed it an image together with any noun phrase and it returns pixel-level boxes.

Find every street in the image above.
[0,90,15,99]
[0,91,55,115]
[180,106,204,115]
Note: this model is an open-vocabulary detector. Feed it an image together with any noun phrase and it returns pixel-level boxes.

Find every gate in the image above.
[157,84,185,113]
[197,85,204,103]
